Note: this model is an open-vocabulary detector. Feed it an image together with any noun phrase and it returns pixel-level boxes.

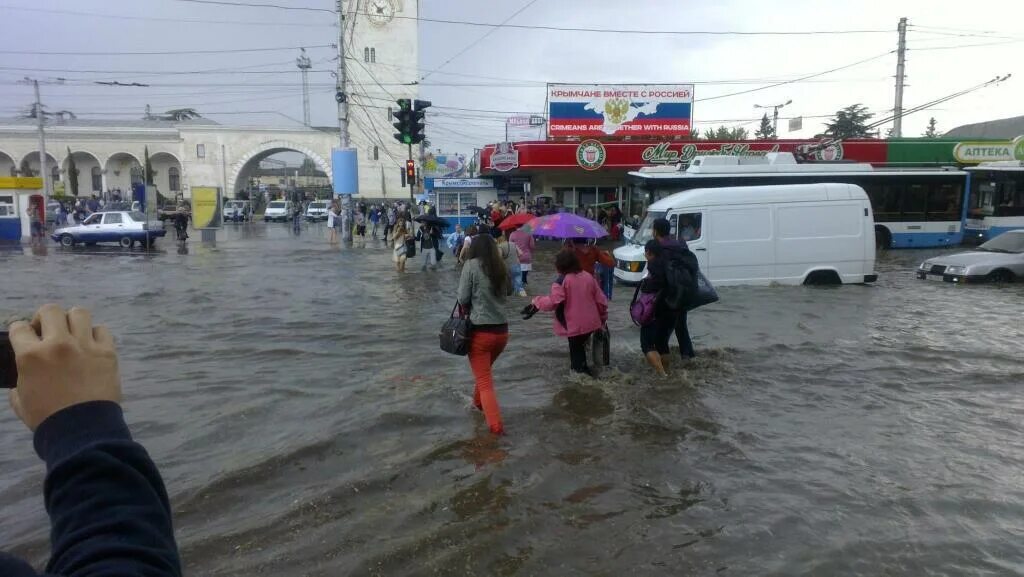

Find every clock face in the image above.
[368,0,396,27]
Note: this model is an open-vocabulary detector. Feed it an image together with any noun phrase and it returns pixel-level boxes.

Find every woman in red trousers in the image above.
[457,234,512,435]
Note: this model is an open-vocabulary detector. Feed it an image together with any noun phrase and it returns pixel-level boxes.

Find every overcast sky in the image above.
[1,0,1021,157]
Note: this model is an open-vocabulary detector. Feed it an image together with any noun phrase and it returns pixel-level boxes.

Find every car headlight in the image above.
[919,261,930,270]
[946,266,966,275]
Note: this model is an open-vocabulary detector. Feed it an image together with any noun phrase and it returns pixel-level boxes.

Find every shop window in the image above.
[91,166,102,191]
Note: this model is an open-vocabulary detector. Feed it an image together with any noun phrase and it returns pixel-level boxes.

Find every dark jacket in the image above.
[643,238,699,310]
[417,226,441,250]
[0,401,181,577]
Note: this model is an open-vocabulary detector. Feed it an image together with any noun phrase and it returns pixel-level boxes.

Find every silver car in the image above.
[917,230,1024,283]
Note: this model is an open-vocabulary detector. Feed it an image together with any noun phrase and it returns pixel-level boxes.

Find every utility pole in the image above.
[754,99,792,136]
[296,48,312,127]
[336,0,352,241]
[892,17,908,138]
[17,78,52,211]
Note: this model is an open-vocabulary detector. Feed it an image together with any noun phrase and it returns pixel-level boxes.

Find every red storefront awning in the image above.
[480,139,890,174]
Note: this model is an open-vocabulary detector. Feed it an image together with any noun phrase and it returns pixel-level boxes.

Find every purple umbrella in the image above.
[528,212,608,239]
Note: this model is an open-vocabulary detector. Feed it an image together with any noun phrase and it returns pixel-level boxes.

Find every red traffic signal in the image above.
[405,159,415,182]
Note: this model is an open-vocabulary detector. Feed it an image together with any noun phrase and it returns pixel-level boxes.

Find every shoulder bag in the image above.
[439,302,472,356]
[630,283,658,326]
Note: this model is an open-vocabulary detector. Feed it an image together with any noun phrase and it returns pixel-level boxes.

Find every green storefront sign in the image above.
[886,135,1024,165]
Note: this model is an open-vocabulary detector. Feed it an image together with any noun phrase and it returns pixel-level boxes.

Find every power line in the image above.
[0,45,334,56]
[0,5,335,27]
[421,0,541,81]
[696,51,894,102]
[350,11,892,36]
[163,0,334,13]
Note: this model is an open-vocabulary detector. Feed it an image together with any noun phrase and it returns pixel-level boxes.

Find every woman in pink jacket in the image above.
[508,225,535,288]
[523,250,608,376]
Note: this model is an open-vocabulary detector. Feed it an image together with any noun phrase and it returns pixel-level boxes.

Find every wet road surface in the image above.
[1,222,1023,576]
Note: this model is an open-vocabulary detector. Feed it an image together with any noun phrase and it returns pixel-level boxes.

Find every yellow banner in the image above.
[191,186,221,229]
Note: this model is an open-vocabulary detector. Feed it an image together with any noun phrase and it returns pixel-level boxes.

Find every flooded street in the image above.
[1,223,1023,576]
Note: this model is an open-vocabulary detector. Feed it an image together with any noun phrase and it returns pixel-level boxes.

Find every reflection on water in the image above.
[1,224,1023,576]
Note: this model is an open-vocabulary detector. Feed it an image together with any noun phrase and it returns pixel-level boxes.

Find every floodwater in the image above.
[1,223,1023,576]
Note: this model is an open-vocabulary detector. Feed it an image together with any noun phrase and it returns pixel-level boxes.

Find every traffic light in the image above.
[392,98,412,144]
[405,159,415,184]
[409,99,431,145]
[393,98,432,145]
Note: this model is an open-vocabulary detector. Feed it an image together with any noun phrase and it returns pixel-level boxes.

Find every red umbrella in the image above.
[497,212,536,231]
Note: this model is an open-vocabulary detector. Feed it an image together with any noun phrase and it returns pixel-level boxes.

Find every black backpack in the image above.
[661,252,698,311]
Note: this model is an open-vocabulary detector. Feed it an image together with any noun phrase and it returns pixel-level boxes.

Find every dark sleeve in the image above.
[32,401,182,577]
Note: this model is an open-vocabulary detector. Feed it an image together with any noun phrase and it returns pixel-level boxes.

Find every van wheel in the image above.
[874,226,892,251]
[60,234,75,247]
[804,270,842,285]
[119,236,133,249]
[987,269,1015,283]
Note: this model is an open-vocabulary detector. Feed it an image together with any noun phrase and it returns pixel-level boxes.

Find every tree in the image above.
[162,108,201,121]
[923,117,939,138]
[823,104,874,139]
[701,125,749,140]
[754,113,776,140]
[66,147,79,197]
[144,146,156,186]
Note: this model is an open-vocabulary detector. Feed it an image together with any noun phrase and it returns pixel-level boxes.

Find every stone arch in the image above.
[19,151,59,177]
[62,150,102,196]
[0,149,16,177]
[148,151,183,197]
[228,140,332,197]
[104,152,143,193]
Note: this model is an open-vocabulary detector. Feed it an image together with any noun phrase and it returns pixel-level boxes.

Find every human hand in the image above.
[520,304,539,320]
[8,304,121,431]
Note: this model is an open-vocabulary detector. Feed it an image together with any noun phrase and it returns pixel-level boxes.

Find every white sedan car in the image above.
[917,230,1024,283]
[51,211,167,248]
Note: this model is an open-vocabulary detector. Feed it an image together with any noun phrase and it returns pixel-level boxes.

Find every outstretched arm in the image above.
[2,305,181,577]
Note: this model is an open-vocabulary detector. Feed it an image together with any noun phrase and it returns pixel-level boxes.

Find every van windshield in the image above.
[631,211,666,245]
[268,202,286,209]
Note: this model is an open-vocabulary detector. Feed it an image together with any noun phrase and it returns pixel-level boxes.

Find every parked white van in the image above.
[612,183,878,286]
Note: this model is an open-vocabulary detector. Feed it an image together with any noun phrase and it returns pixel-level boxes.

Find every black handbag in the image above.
[439,303,472,356]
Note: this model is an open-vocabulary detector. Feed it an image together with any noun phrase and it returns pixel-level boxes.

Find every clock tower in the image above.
[342,0,419,200]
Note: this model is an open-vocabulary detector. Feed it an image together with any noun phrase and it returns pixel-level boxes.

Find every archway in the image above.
[0,150,15,177]
[228,141,332,199]
[19,152,59,194]
[104,152,142,195]
[148,152,183,201]
[62,151,102,197]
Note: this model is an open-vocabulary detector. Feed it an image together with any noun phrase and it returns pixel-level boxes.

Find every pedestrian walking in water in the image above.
[651,217,698,363]
[327,200,340,244]
[369,205,380,239]
[416,222,441,271]
[173,207,189,242]
[392,220,411,273]
[446,224,465,259]
[384,204,396,240]
[498,231,525,296]
[354,211,366,239]
[508,225,535,287]
[566,238,615,277]
[457,234,512,435]
[522,250,608,376]
[459,225,478,263]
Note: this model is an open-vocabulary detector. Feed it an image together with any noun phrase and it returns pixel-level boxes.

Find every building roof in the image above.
[0,117,220,128]
[944,115,1024,139]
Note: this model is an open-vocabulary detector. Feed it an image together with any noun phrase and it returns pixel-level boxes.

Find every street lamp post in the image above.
[754,99,792,136]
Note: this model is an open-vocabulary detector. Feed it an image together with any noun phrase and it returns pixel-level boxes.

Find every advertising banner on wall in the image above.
[191,186,222,229]
[506,115,547,142]
[422,152,468,179]
[547,84,694,138]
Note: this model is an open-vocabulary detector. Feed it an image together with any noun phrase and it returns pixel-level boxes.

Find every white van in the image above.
[612,183,877,286]
[263,200,293,223]
[305,200,329,222]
